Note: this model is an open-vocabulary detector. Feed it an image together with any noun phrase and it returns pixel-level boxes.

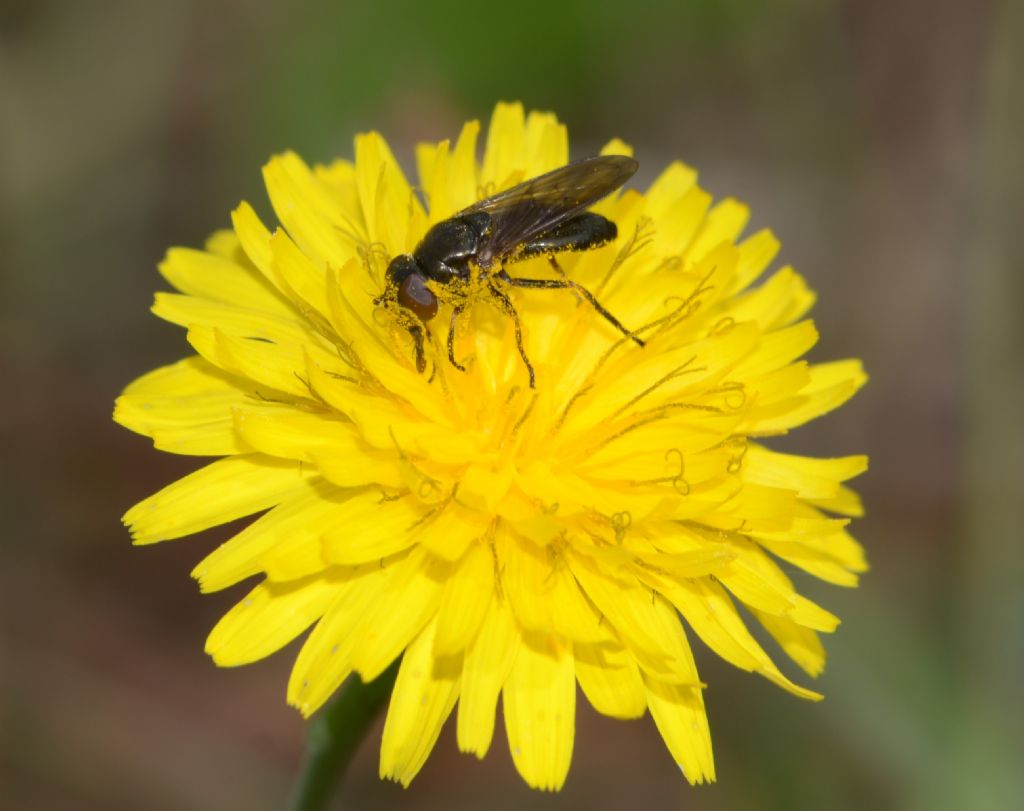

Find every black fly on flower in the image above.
[376,155,645,387]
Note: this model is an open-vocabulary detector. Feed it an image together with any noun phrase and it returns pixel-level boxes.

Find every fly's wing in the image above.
[460,155,638,267]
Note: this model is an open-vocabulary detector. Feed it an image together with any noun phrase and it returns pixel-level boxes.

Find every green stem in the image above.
[290,660,400,811]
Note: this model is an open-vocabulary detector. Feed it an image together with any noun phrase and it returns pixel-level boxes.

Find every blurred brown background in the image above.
[2,1,1022,809]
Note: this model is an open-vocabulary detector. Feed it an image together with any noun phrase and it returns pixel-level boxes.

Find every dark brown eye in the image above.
[397,273,438,321]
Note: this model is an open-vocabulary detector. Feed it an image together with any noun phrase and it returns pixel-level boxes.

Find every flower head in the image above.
[115,102,867,790]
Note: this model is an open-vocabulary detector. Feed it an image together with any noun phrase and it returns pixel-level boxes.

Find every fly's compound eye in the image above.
[397,272,438,321]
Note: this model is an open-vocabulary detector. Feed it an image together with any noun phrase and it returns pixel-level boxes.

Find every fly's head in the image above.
[376,254,438,374]
[377,254,439,323]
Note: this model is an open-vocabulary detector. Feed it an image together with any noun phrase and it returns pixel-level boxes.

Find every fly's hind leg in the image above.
[512,212,645,347]
[499,270,645,348]
[546,255,584,306]
[486,280,536,389]
[547,255,569,279]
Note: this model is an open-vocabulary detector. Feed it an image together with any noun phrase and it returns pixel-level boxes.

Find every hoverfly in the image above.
[376,154,645,388]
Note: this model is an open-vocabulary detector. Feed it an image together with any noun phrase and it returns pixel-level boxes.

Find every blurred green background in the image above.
[2,0,1022,809]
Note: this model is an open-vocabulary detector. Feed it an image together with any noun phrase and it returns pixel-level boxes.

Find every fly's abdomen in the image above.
[516,212,617,260]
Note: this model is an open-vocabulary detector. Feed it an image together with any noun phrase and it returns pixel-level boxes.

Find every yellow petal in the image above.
[312,159,366,243]
[354,132,423,254]
[643,164,710,257]
[481,102,526,190]
[457,595,519,757]
[288,562,396,715]
[416,121,482,221]
[448,119,481,210]
[230,201,275,277]
[807,483,866,517]
[158,246,292,316]
[203,228,245,260]
[696,482,800,533]
[716,557,796,616]
[729,267,816,330]
[730,227,780,295]
[687,197,750,263]
[789,593,842,633]
[320,492,428,566]
[114,357,249,456]
[152,292,315,347]
[231,401,404,488]
[569,552,699,681]
[574,642,646,719]
[748,359,867,433]
[644,675,715,785]
[124,454,312,543]
[644,161,698,217]
[312,446,404,490]
[568,322,761,433]
[263,151,359,268]
[433,541,494,656]
[230,404,391,483]
[191,477,347,591]
[754,609,827,677]
[718,534,841,632]
[303,351,418,446]
[414,500,493,562]
[661,578,761,672]
[207,575,336,666]
[757,535,863,586]
[523,109,568,177]
[745,445,868,499]
[734,320,818,378]
[349,548,450,681]
[599,137,634,159]
[503,633,575,791]
[660,576,823,700]
[379,618,461,787]
[498,527,554,634]
[548,563,610,645]
[186,325,312,402]
[266,228,331,321]
[416,138,451,223]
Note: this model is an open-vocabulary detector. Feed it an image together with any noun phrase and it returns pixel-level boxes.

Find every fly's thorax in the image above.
[414,213,491,281]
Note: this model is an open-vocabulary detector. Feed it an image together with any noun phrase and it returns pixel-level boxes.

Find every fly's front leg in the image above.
[389,308,434,375]
[448,303,467,372]
[408,323,427,373]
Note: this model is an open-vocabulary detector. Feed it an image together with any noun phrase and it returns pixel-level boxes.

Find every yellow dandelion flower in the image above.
[115,102,868,790]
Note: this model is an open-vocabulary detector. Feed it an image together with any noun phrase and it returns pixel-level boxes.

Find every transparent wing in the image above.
[460,155,638,266]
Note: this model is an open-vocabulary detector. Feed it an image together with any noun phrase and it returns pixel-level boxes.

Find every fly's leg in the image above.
[547,255,569,278]
[546,256,581,302]
[408,324,427,373]
[498,270,645,347]
[447,303,467,372]
[486,280,536,389]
